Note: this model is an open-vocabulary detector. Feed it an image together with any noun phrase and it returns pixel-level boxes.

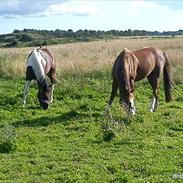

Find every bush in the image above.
[19,33,33,42]
[5,40,18,47]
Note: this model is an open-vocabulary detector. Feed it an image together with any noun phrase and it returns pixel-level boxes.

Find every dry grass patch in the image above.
[0,38,182,82]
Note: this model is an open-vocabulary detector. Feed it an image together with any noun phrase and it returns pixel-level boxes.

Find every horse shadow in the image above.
[13,109,101,128]
[13,110,79,128]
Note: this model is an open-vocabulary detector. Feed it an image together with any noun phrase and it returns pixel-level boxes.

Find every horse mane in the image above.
[121,48,138,80]
[118,48,138,97]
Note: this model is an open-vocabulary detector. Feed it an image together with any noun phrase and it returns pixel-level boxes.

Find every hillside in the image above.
[0,28,183,48]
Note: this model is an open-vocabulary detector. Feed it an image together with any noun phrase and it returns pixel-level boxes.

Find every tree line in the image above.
[0,28,183,47]
[13,28,183,37]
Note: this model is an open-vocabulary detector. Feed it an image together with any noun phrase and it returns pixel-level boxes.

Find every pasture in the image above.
[0,38,183,182]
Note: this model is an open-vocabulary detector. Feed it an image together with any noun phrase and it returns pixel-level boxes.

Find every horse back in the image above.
[133,47,165,81]
[25,48,55,81]
[37,48,55,75]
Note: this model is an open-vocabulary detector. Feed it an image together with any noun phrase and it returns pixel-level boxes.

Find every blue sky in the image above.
[0,0,183,34]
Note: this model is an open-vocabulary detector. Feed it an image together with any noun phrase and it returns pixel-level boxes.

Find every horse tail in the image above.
[163,52,173,102]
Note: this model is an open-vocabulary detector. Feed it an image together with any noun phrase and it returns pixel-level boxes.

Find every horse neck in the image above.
[115,54,129,97]
[37,77,48,88]
[121,51,137,95]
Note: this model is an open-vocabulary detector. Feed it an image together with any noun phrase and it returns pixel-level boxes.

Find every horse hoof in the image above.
[149,109,154,112]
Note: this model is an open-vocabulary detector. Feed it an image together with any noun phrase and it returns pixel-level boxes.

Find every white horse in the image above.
[22,48,57,109]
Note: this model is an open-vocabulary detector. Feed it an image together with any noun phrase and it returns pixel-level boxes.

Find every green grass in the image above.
[0,71,183,183]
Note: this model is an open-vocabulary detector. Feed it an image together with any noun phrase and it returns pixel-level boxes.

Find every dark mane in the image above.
[27,51,33,60]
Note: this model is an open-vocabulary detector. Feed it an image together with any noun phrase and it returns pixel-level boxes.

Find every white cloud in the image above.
[127,0,167,15]
[0,0,99,18]
[0,0,183,33]
[47,3,98,16]
[114,0,183,31]
[1,0,20,9]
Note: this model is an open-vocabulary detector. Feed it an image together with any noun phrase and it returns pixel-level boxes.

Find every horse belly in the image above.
[135,61,155,81]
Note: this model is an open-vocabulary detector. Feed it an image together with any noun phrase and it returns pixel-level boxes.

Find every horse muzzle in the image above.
[39,99,51,110]
[129,106,136,115]
[121,101,136,115]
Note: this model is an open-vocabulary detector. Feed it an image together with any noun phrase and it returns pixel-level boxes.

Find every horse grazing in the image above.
[107,47,173,115]
[22,48,57,109]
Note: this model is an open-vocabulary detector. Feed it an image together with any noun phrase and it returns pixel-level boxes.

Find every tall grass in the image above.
[0,48,28,79]
[0,38,183,82]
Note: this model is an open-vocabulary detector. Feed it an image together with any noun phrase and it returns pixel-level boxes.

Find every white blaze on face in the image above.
[129,97,136,115]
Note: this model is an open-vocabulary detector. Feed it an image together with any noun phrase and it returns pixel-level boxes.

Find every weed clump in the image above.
[0,125,16,153]
[103,128,116,142]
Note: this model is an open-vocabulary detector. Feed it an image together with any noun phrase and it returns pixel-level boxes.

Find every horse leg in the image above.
[50,85,54,103]
[150,87,159,112]
[105,79,118,113]
[104,79,118,126]
[109,80,118,106]
[22,80,31,107]
[148,73,160,112]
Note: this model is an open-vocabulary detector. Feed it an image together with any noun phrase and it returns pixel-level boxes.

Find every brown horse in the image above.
[22,48,57,109]
[107,47,173,115]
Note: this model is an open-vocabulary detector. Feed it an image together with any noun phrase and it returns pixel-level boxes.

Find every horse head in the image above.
[120,93,136,116]
[37,81,54,110]
[22,48,56,109]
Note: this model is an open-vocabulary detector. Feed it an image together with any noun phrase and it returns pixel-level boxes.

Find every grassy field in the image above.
[0,38,183,182]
